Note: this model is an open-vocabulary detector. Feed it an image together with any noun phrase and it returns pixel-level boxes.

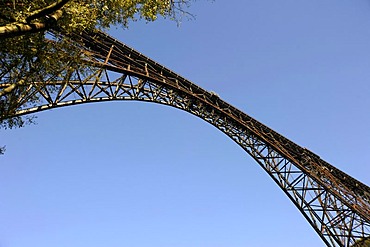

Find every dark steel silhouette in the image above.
[1,31,369,247]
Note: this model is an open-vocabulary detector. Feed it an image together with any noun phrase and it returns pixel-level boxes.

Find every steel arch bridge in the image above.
[1,31,370,247]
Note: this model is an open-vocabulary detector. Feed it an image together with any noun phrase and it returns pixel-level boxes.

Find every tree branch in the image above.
[0,56,42,97]
[0,79,25,97]
[0,10,63,38]
[26,0,70,22]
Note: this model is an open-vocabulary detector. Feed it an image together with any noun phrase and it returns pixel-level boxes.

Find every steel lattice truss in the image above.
[1,31,370,247]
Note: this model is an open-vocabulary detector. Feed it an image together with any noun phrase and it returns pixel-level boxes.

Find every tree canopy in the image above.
[0,0,192,37]
[0,0,193,126]
[0,0,194,154]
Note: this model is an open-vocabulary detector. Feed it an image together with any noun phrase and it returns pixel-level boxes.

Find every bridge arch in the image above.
[1,31,369,247]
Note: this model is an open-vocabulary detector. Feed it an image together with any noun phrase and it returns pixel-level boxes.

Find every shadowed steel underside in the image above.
[1,31,369,247]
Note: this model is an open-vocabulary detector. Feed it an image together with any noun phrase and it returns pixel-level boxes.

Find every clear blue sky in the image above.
[1,1,370,246]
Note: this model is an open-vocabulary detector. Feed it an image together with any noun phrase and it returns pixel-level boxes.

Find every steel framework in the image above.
[1,31,370,247]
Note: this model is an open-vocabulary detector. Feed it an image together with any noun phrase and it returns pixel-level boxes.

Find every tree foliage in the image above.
[0,0,192,36]
[0,0,193,129]
[353,238,370,247]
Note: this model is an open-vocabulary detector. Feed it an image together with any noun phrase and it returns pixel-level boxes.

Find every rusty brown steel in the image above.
[0,30,369,247]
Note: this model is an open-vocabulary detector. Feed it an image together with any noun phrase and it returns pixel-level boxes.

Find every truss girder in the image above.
[1,31,369,247]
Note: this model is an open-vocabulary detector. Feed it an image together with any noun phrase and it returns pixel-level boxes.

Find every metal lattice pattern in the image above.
[1,31,369,247]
